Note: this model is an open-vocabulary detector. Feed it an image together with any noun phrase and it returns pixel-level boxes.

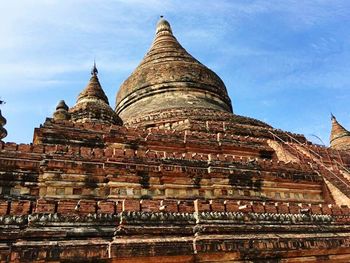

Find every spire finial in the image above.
[156,16,172,34]
[331,112,336,121]
[91,60,98,76]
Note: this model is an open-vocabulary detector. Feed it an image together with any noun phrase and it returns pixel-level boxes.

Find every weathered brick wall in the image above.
[2,118,350,262]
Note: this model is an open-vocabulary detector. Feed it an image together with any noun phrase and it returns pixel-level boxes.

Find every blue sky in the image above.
[1,0,350,145]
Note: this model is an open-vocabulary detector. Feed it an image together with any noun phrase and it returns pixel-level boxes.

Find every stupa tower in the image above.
[329,114,350,150]
[116,17,232,125]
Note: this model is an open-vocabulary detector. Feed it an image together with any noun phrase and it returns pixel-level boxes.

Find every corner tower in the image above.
[115,17,233,124]
[70,63,122,125]
[330,114,350,150]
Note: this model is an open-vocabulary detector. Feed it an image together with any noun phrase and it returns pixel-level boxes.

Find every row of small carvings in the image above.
[0,199,348,217]
[1,142,316,173]
[125,108,235,122]
[144,118,306,141]
[125,108,271,129]
[108,134,272,153]
[0,157,318,185]
[43,118,124,133]
[0,211,335,226]
[47,116,306,145]
[145,128,270,143]
[45,117,272,144]
[1,140,269,157]
[0,156,318,185]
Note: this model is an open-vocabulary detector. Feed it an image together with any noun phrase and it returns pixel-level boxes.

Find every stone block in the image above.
[4,142,17,151]
[98,201,116,214]
[194,200,210,212]
[140,200,159,212]
[10,200,32,215]
[35,199,56,213]
[123,199,140,212]
[0,201,9,215]
[321,204,332,215]
[161,200,178,212]
[57,200,78,214]
[210,200,225,212]
[80,147,92,156]
[18,144,31,152]
[78,200,97,214]
[93,148,104,158]
[32,145,44,153]
[225,201,239,212]
[116,201,123,213]
[340,205,350,216]
[288,204,300,214]
[104,148,114,157]
[238,202,252,213]
[264,202,277,214]
[178,201,195,213]
[310,204,322,214]
[252,202,265,213]
[331,205,343,216]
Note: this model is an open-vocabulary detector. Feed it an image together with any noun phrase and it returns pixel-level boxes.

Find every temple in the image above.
[1,18,350,262]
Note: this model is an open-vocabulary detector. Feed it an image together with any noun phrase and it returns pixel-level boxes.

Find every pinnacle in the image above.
[331,113,336,121]
[69,66,122,125]
[331,115,349,135]
[156,16,173,35]
[56,100,69,111]
[53,100,70,121]
[77,72,109,105]
[329,114,350,150]
[91,60,98,76]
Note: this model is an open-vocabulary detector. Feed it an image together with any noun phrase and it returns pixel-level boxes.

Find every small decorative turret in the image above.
[0,100,7,140]
[53,100,70,121]
[329,114,350,150]
[69,63,122,125]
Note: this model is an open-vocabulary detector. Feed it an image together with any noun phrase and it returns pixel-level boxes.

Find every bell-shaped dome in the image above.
[115,17,233,123]
[70,64,122,125]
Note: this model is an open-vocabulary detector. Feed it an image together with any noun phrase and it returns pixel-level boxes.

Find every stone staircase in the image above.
[269,131,350,200]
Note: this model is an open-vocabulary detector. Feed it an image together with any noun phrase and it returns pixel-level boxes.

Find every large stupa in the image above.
[0,18,350,262]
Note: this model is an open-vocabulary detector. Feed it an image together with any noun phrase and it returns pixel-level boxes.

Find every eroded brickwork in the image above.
[1,118,350,262]
[1,17,350,262]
